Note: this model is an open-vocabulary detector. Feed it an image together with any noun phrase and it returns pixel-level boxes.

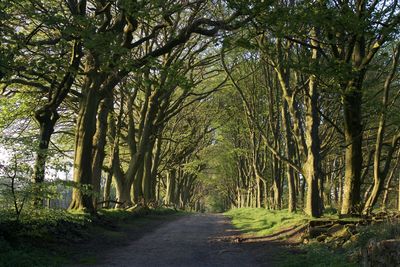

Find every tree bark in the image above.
[32,109,59,204]
[69,84,100,213]
[303,72,322,217]
[381,156,399,210]
[91,95,112,208]
[142,145,154,204]
[341,83,363,215]
[282,102,296,212]
[32,40,82,205]
[165,170,176,206]
[362,46,400,214]
[303,29,322,217]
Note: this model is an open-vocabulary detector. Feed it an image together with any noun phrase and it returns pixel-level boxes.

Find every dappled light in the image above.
[1,0,400,266]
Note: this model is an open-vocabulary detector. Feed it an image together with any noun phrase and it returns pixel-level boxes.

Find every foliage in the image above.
[354,222,400,248]
[98,207,178,221]
[0,208,89,267]
[280,243,356,267]
[0,207,178,266]
[0,0,399,264]
[281,222,400,267]
[0,152,77,221]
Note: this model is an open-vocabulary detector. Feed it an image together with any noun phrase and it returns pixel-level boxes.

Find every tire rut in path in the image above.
[94,213,260,267]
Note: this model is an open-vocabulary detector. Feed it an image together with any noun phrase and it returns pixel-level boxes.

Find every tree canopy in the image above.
[0,0,399,218]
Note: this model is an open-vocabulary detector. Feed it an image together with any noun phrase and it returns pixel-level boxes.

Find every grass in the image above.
[225,208,400,267]
[224,208,357,266]
[282,222,400,267]
[0,207,181,267]
[0,208,89,267]
[280,243,357,267]
[224,208,309,237]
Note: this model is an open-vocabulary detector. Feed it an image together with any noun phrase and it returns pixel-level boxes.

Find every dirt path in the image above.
[92,213,260,267]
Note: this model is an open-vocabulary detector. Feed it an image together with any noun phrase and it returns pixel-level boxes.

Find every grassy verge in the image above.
[224,208,309,237]
[283,222,400,267]
[224,208,400,267]
[0,207,181,267]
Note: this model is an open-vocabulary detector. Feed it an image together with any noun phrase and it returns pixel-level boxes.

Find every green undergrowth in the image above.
[98,206,179,220]
[225,208,400,267]
[0,209,89,267]
[281,222,400,267]
[280,243,357,267]
[0,207,179,267]
[224,208,352,266]
[224,208,309,237]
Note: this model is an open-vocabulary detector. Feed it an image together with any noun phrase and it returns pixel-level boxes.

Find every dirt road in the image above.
[94,213,260,267]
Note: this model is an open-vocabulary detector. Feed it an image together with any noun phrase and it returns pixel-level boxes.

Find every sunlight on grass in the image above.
[224,208,309,237]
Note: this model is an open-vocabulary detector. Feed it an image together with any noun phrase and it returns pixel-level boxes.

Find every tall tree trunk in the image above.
[129,90,160,205]
[132,159,145,204]
[303,29,322,217]
[91,96,111,208]
[282,102,296,212]
[142,146,154,204]
[116,181,132,207]
[398,172,400,211]
[341,81,363,215]
[103,169,112,208]
[69,86,100,213]
[165,170,176,206]
[69,55,121,212]
[32,41,82,206]
[362,47,400,214]
[151,135,162,200]
[32,109,59,205]
[256,175,261,208]
[304,73,322,217]
[263,180,268,209]
[381,156,399,210]
[103,104,118,208]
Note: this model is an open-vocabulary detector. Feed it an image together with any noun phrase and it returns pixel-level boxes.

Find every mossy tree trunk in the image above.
[91,95,112,208]
[69,74,101,213]
[341,84,363,215]
[303,72,322,217]
[69,51,122,212]
[281,102,296,212]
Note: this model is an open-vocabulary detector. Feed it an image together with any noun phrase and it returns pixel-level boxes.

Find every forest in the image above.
[0,0,399,266]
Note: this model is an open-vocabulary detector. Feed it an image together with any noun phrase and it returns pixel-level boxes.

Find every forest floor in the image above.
[4,208,398,266]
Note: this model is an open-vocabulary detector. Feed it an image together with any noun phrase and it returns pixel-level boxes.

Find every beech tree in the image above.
[1,0,399,218]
